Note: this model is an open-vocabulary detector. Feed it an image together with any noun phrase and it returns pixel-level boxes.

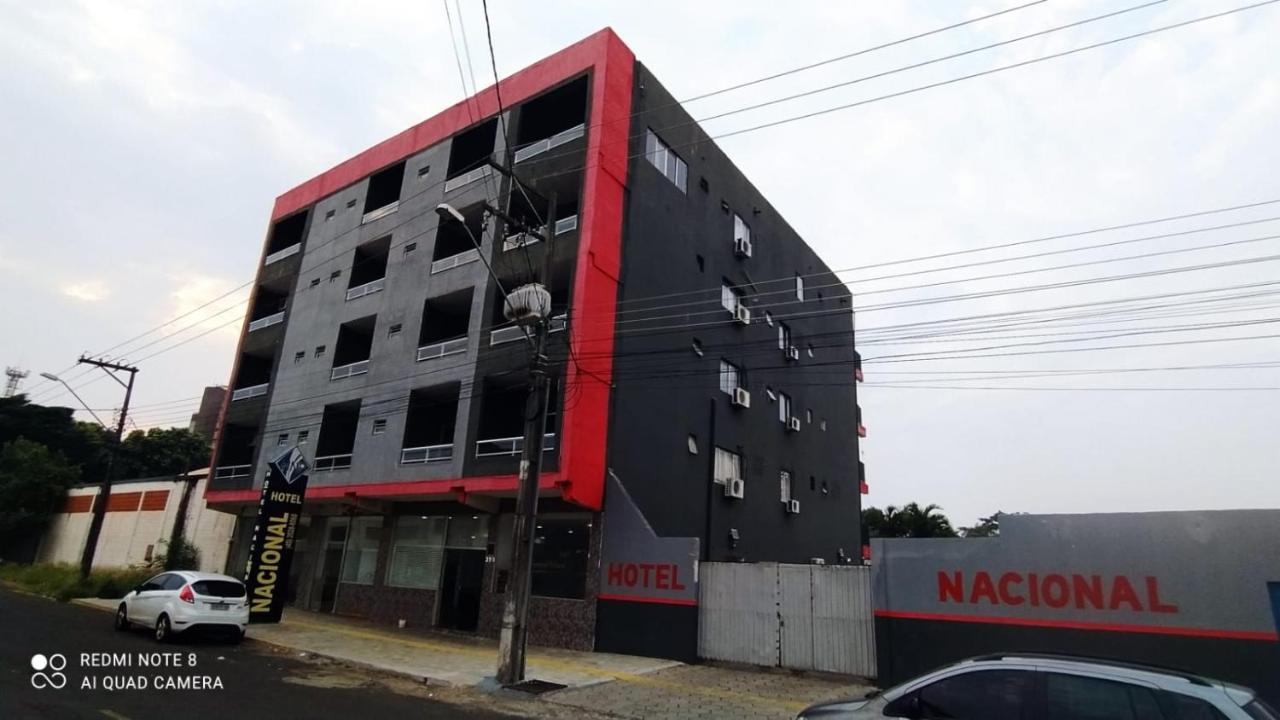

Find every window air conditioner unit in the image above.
[787,499,801,514]
[724,477,745,499]
[734,305,752,325]
[787,417,802,433]
[734,237,752,258]
[786,346,800,361]
[732,387,751,408]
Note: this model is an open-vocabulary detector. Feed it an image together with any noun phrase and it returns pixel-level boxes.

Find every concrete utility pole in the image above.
[75,356,138,579]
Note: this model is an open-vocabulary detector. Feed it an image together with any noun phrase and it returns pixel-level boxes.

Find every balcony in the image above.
[502,215,579,252]
[345,277,385,302]
[416,337,467,362]
[331,360,370,381]
[231,383,269,402]
[313,453,353,472]
[490,314,566,346]
[513,123,585,164]
[443,165,491,193]
[430,247,479,275]
[263,243,301,266]
[400,443,453,465]
[361,200,399,225]
[213,464,252,480]
[248,311,285,332]
[475,432,556,458]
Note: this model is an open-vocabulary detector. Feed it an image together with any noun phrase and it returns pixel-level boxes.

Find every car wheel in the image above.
[229,629,244,645]
[154,614,171,643]
[114,604,130,631]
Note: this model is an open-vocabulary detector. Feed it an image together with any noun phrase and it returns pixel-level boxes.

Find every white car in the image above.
[798,653,1279,719]
[114,570,249,643]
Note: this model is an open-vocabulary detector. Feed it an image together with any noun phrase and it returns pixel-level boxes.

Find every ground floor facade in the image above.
[225,501,601,650]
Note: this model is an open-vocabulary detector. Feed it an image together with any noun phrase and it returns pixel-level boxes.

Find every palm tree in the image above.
[863,503,958,538]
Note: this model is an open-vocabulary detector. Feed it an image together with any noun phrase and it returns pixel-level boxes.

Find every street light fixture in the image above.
[39,371,108,428]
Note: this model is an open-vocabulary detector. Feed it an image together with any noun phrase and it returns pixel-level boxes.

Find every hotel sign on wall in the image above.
[243,446,311,624]
[598,471,699,606]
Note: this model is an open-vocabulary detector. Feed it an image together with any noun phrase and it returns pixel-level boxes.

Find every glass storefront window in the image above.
[339,516,383,585]
[531,517,590,599]
[446,515,489,549]
[387,516,447,589]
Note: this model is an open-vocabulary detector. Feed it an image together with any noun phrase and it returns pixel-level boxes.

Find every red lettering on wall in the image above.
[1146,577,1178,613]
[671,565,686,591]
[640,563,655,587]
[1028,573,1041,606]
[969,572,999,604]
[938,571,964,603]
[623,564,638,587]
[1042,574,1070,608]
[655,565,671,589]
[607,563,624,586]
[1110,576,1143,611]
[997,573,1025,606]
[1073,575,1104,610]
[606,562,689,592]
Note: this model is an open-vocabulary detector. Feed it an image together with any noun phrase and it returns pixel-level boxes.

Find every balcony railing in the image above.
[213,464,251,480]
[416,337,468,362]
[361,200,399,224]
[248,311,285,332]
[400,443,453,465]
[501,215,579,252]
[489,314,566,346]
[263,243,301,266]
[475,432,556,458]
[442,165,492,193]
[313,453,353,472]
[345,277,385,301]
[513,123,586,164]
[330,359,370,381]
[231,383,269,401]
[430,248,480,275]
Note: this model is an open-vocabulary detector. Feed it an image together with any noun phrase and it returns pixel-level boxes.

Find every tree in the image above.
[116,427,211,479]
[862,502,959,539]
[961,512,1003,538]
[0,396,108,472]
[0,438,80,545]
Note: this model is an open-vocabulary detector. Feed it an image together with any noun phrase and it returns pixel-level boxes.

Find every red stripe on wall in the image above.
[874,609,1280,642]
[105,492,142,513]
[140,490,170,511]
[598,593,698,607]
[62,495,93,513]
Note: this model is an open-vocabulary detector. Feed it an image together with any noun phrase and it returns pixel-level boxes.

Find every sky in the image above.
[0,0,1277,528]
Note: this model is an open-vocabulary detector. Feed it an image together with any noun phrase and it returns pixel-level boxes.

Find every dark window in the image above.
[1046,672,1151,720]
[162,574,187,590]
[314,345,326,358]
[140,574,168,591]
[265,211,308,255]
[325,209,335,221]
[346,198,357,209]
[531,517,590,599]
[294,351,305,364]
[1245,700,1280,720]
[388,323,402,337]
[309,278,320,288]
[192,580,246,598]
[1163,693,1230,720]
[371,418,387,435]
[916,670,1032,720]
[330,270,341,281]
[416,164,430,178]
[363,161,405,214]
[404,242,417,255]
[446,119,498,179]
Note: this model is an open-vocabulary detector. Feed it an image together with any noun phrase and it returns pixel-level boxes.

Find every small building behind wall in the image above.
[872,510,1280,705]
[37,469,236,573]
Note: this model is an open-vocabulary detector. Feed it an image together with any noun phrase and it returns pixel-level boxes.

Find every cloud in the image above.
[61,280,110,303]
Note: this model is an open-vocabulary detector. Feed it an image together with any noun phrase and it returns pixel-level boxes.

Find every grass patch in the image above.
[0,563,153,602]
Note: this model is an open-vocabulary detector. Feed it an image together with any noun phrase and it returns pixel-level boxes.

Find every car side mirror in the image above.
[133,585,145,593]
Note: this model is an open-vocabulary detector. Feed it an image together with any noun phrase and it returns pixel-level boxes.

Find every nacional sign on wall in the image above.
[873,510,1280,641]
[243,446,311,624]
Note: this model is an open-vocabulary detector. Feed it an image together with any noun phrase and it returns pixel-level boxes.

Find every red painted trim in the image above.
[598,593,698,607]
[207,30,636,511]
[874,609,1280,642]
[860,481,869,495]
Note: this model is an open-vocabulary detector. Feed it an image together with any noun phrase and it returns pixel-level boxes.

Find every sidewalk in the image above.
[74,597,873,719]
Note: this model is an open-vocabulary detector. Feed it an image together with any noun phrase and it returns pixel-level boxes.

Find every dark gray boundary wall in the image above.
[873,510,1280,705]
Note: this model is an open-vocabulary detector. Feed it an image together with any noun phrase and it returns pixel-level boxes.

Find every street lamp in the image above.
[39,372,108,428]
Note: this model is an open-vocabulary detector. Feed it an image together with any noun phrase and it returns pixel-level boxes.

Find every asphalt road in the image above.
[0,586,515,720]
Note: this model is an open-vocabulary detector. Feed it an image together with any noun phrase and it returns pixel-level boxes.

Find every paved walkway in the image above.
[74,597,873,718]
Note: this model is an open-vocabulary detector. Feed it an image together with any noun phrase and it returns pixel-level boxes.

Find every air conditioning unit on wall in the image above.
[787,417,801,433]
[732,387,751,408]
[724,477,745,499]
[734,305,752,325]
[734,237,752,258]
[787,499,801,514]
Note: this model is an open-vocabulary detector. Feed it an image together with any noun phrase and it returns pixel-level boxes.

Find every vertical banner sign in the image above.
[244,446,310,624]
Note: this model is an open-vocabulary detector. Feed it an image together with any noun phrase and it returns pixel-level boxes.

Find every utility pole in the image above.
[76,356,138,579]
[487,162,558,686]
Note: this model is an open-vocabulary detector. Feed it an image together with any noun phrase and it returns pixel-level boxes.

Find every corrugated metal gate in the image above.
[698,562,876,677]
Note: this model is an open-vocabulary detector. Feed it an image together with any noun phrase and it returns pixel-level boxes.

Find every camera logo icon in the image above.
[30,653,67,690]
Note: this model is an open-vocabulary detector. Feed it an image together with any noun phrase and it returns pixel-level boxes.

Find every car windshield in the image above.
[191,580,247,598]
[1245,699,1280,720]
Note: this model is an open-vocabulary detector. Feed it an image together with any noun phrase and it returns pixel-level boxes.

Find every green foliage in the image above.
[156,537,201,571]
[0,563,152,601]
[863,502,959,539]
[117,427,211,479]
[961,512,1003,538]
[0,439,80,543]
[0,397,109,475]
